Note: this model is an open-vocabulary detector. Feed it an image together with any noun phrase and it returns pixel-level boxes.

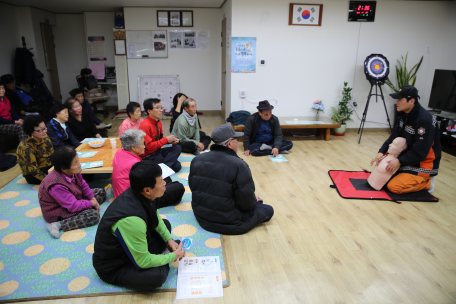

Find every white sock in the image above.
[280,150,289,154]
[260,144,273,150]
[46,222,61,239]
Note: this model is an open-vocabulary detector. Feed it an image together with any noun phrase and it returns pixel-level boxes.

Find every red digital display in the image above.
[349,1,376,22]
[356,5,370,16]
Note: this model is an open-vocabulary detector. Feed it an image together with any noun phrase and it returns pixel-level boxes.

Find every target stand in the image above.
[358,54,393,144]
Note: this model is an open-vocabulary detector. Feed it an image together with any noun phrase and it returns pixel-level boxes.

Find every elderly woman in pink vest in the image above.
[38,145,106,238]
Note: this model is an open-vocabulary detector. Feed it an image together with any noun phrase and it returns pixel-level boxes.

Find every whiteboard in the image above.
[126,30,168,58]
[138,75,180,112]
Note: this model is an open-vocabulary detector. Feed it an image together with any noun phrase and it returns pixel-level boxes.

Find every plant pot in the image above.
[333,124,347,135]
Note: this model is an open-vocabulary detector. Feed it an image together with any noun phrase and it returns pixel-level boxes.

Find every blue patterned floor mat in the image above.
[0,153,229,301]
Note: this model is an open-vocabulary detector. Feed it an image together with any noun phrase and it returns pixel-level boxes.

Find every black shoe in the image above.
[164,177,172,184]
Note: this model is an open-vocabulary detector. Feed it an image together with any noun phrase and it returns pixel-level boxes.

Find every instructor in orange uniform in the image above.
[370,85,441,194]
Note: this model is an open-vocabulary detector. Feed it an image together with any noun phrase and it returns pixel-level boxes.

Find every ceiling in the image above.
[1,0,226,14]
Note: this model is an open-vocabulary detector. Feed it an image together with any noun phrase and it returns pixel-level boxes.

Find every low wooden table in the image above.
[76,138,121,174]
[232,116,341,141]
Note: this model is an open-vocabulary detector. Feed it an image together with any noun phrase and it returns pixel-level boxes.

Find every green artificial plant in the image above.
[331,82,354,125]
[385,53,423,92]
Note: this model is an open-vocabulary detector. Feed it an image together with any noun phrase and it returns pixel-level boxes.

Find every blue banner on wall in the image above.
[231,37,256,73]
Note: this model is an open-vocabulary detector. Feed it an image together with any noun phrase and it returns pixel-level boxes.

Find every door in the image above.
[41,23,62,102]
[221,18,226,120]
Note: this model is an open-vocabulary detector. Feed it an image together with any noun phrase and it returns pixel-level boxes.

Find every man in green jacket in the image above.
[93,161,186,289]
[171,98,211,155]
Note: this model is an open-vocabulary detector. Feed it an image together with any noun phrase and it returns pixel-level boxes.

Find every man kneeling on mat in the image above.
[243,100,293,157]
[93,161,186,290]
[370,85,441,194]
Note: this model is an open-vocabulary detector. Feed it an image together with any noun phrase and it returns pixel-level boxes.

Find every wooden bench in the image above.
[232,116,341,141]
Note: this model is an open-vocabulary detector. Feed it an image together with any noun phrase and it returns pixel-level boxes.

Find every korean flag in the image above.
[292,5,320,25]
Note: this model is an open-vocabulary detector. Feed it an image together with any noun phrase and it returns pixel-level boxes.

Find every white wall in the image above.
[221,0,232,117]
[124,7,222,111]
[54,14,88,100]
[230,0,456,128]
[30,7,56,88]
[0,3,21,75]
[84,12,118,105]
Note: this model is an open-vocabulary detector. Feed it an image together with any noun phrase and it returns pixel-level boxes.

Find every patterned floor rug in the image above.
[0,153,229,302]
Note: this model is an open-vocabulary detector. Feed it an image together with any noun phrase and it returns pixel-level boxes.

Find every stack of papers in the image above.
[176,256,223,299]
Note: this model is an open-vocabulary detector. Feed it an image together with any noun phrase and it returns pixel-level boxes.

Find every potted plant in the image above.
[331,82,354,136]
[385,53,423,92]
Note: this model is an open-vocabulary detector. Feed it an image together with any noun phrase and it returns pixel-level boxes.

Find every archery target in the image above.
[364,54,389,82]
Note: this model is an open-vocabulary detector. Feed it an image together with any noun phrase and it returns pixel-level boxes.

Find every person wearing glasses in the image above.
[243,100,293,157]
[16,115,54,184]
[171,98,211,155]
[189,123,274,235]
[139,98,182,173]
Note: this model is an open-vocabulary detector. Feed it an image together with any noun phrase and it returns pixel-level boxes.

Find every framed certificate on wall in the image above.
[288,3,323,26]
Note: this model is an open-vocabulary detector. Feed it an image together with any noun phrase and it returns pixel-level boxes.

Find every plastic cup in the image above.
[110,139,116,149]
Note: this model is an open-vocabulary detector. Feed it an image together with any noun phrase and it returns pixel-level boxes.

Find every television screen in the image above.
[428,69,456,113]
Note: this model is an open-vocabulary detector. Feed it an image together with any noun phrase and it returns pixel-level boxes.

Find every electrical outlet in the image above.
[239,89,246,98]
[349,99,357,107]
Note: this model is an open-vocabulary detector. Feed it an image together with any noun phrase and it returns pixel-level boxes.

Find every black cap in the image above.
[0,74,15,85]
[389,85,420,100]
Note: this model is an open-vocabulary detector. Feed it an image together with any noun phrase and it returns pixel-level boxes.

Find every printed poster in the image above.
[88,36,107,61]
[231,37,256,73]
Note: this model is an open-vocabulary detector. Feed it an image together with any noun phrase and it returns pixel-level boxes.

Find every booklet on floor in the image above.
[176,256,223,299]
[268,155,288,163]
[158,163,175,179]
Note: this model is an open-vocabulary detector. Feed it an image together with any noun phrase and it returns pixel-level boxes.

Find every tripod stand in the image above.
[358,80,392,143]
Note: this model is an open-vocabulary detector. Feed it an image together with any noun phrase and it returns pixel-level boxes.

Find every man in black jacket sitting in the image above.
[243,100,293,157]
[189,123,274,235]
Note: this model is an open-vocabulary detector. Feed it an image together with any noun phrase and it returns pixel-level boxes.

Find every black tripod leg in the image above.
[358,84,374,143]
[378,85,392,131]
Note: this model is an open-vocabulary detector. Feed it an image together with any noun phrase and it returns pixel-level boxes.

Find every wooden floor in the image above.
[3,113,456,304]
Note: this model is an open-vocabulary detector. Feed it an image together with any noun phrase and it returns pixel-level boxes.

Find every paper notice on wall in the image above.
[127,44,137,58]
[171,30,209,50]
[88,36,107,61]
[176,256,223,299]
[170,31,183,49]
[196,31,210,50]
[183,31,196,49]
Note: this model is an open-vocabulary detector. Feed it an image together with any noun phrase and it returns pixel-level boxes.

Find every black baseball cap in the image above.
[389,85,420,100]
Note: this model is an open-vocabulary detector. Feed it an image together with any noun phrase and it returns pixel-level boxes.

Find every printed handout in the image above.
[76,151,98,158]
[176,256,223,299]
[268,155,288,163]
[81,161,104,170]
